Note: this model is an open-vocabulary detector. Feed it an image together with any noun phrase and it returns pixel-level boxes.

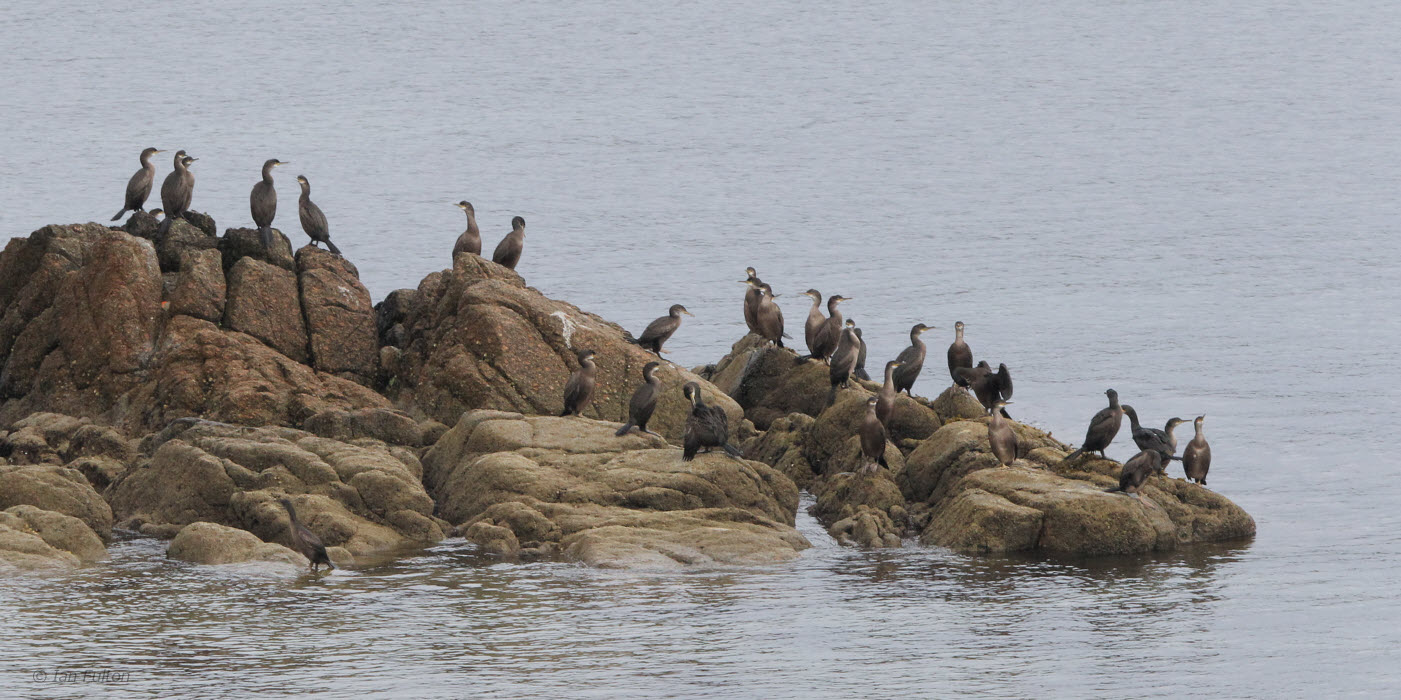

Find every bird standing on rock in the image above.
[1182,415,1212,485]
[453,201,481,257]
[1064,388,1124,461]
[988,400,1017,467]
[492,216,526,269]
[749,281,787,348]
[682,382,742,460]
[251,158,287,249]
[859,396,889,474]
[741,267,764,337]
[561,349,598,416]
[852,326,870,381]
[892,323,933,395]
[111,147,164,222]
[800,289,826,359]
[1123,406,1185,469]
[616,361,663,437]
[1110,449,1162,496]
[811,295,852,364]
[297,175,341,255]
[947,321,973,389]
[827,319,861,405]
[278,498,334,573]
[875,360,903,426]
[158,150,196,234]
[631,304,693,355]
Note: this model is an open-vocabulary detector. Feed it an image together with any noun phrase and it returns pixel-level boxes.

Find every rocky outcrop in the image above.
[167,521,308,567]
[384,257,743,441]
[224,257,308,362]
[0,412,139,492]
[152,217,216,273]
[296,247,377,381]
[1,505,106,562]
[218,227,295,273]
[168,248,225,322]
[0,463,113,541]
[109,419,445,557]
[422,410,808,568]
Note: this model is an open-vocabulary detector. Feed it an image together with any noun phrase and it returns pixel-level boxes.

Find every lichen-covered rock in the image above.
[302,408,426,446]
[0,464,113,541]
[166,521,307,567]
[741,413,816,488]
[930,386,987,422]
[1,505,106,562]
[152,218,216,272]
[168,248,225,322]
[121,210,163,240]
[223,257,307,362]
[374,288,419,348]
[295,246,378,380]
[218,227,295,273]
[811,472,908,547]
[0,520,81,571]
[422,410,808,568]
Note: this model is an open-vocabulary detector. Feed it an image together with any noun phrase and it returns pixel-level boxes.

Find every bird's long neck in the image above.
[955,328,964,341]
[809,296,821,312]
[299,182,311,199]
[646,371,660,386]
[1126,410,1141,430]
[283,502,299,525]
[1194,423,1205,439]
[141,152,155,169]
[261,164,276,182]
[1108,395,1120,410]
[883,364,897,386]
[466,211,478,233]
[692,391,706,408]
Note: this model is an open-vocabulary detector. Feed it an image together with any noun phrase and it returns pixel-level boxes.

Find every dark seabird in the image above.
[616,361,663,436]
[892,323,933,395]
[751,281,787,348]
[811,294,851,364]
[492,216,526,269]
[852,326,870,381]
[1064,388,1124,461]
[740,267,764,337]
[826,319,861,405]
[158,150,195,234]
[1110,449,1162,496]
[800,289,826,359]
[964,361,1013,416]
[875,360,903,426]
[859,396,889,474]
[682,382,742,460]
[560,349,597,416]
[278,498,334,572]
[1123,406,1186,468]
[988,400,1018,467]
[453,201,481,257]
[1182,415,1212,485]
[296,175,341,254]
[631,304,693,355]
[250,158,287,249]
[947,321,972,389]
[111,147,164,221]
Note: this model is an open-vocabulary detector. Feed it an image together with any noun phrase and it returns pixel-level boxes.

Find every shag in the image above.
[453,201,481,257]
[278,498,333,572]
[616,361,663,436]
[947,321,972,388]
[811,294,851,363]
[892,323,933,395]
[251,158,287,249]
[682,382,742,460]
[875,360,903,426]
[740,267,764,337]
[801,289,826,359]
[158,150,195,234]
[561,349,597,416]
[1110,450,1162,496]
[632,304,692,355]
[1123,406,1186,467]
[1063,388,1123,461]
[751,281,787,347]
[1182,416,1211,485]
[111,147,164,221]
[965,361,1013,416]
[858,396,889,474]
[492,216,526,269]
[853,326,870,381]
[988,400,1018,467]
[296,175,341,255]
[827,319,861,405]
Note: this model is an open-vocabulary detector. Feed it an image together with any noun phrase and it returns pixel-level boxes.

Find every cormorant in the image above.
[492,216,526,269]
[811,294,851,364]
[964,361,1013,416]
[1123,406,1186,468]
[827,319,860,405]
[1063,388,1123,461]
[988,400,1017,467]
[800,289,826,359]
[453,201,481,257]
[875,360,903,426]
[278,498,334,572]
[740,267,764,337]
[852,326,870,381]
[296,175,341,255]
[561,349,597,416]
[859,396,889,474]
[616,361,663,436]
[892,323,933,395]
[250,158,287,249]
[631,304,692,355]
[1182,415,1211,485]
[682,382,742,460]
[1110,450,1161,496]
[947,321,972,389]
[157,150,195,234]
[111,147,164,221]
[750,281,787,347]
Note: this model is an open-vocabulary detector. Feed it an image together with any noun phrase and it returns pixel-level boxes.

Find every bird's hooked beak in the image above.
[154,149,167,154]
[683,309,694,317]
[276,161,289,166]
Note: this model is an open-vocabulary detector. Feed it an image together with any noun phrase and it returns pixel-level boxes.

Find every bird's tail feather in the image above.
[615,422,634,437]
[110,209,125,222]
[722,443,744,459]
[325,239,342,256]
[259,226,274,249]
[157,217,172,235]
[1063,448,1085,463]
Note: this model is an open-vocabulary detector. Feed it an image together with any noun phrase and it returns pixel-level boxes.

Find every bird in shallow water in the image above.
[947,321,973,390]
[453,201,481,257]
[858,396,889,474]
[561,349,597,416]
[1063,388,1124,461]
[250,158,287,249]
[875,360,904,426]
[1109,449,1162,496]
[988,400,1017,467]
[892,323,933,395]
[682,382,742,460]
[1182,415,1212,485]
[492,216,526,270]
[111,147,164,221]
[740,267,764,337]
[616,361,663,437]
[278,498,334,572]
[158,150,196,234]
[296,175,341,255]
[827,319,861,405]
[1123,406,1186,469]
[630,304,693,355]
[852,326,870,381]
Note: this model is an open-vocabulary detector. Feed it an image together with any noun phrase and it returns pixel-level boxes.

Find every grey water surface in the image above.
[2,1,1399,697]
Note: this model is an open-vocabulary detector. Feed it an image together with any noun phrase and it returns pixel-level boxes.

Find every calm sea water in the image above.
[3,1,1399,697]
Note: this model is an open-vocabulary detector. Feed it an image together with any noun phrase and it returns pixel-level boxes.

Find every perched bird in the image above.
[858,396,889,474]
[1123,406,1186,468]
[875,360,904,426]
[965,361,1013,416]
[296,175,341,255]
[561,349,598,416]
[158,150,196,234]
[750,281,787,348]
[630,304,692,355]
[955,360,993,396]
[492,216,526,269]
[740,267,764,337]
[800,289,826,359]
[111,147,164,221]
[827,319,861,405]
[947,321,973,389]
[892,323,933,395]
[250,158,287,249]
[1063,388,1124,461]
[616,361,663,437]
[852,326,870,381]
[682,382,742,460]
[1110,450,1162,496]
[813,295,852,364]
[453,201,482,257]
[278,498,334,572]
[988,400,1018,467]
[1182,415,1212,486]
